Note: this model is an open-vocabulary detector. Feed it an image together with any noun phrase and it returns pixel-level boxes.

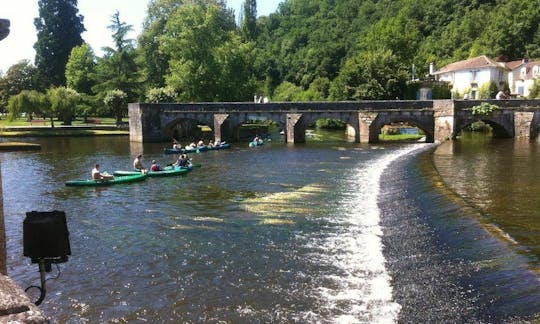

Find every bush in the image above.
[472,102,498,115]
[315,118,345,129]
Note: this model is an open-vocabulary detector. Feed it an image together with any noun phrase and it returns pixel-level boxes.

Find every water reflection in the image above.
[433,133,540,266]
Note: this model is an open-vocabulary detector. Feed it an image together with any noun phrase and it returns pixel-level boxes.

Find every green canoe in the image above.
[65,173,148,187]
[113,165,190,177]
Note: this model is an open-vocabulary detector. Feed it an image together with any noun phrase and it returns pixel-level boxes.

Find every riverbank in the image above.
[0,125,128,137]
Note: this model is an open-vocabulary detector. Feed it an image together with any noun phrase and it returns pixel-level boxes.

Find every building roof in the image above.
[505,60,524,70]
[432,55,506,75]
[509,60,540,80]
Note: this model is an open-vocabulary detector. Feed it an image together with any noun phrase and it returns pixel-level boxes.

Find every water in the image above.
[2,134,539,322]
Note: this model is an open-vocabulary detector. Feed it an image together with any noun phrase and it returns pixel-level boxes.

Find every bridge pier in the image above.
[213,114,234,143]
[433,100,456,142]
[286,113,306,143]
[514,111,536,138]
[359,112,379,143]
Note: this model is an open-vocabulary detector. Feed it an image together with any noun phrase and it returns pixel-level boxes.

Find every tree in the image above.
[528,78,540,99]
[66,44,97,95]
[478,81,498,99]
[103,89,128,123]
[34,0,85,88]
[138,0,195,89]
[0,60,39,112]
[47,86,81,126]
[93,11,140,102]
[272,81,304,101]
[329,49,409,100]
[241,0,257,41]
[7,90,48,121]
[160,2,255,101]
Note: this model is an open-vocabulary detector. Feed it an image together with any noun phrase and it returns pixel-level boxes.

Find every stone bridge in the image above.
[128,99,540,143]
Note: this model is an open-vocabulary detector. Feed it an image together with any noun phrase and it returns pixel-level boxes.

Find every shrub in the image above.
[471,102,498,115]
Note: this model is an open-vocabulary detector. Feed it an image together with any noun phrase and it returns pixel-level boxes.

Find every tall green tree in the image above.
[93,11,140,102]
[161,2,255,101]
[34,0,85,88]
[65,44,97,95]
[241,0,257,41]
[138,0,185,89]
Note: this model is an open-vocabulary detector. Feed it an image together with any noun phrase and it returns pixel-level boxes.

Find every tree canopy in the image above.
[3,0,540,111]
[34,0,85,88]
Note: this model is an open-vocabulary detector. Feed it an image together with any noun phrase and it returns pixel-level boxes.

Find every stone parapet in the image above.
[0,274,48,323]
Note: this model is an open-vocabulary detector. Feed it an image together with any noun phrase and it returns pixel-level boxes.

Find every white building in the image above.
[506,59,540,97]
[430,55,508,99]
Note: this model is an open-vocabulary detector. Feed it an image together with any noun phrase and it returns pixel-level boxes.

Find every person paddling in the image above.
[133,154,147,173]
[92,164,114,181]
[150,160,162,172]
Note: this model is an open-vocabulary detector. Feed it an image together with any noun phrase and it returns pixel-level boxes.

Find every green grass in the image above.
[0,129,128,137]
[379,133,424,141]
[0,117,119,127]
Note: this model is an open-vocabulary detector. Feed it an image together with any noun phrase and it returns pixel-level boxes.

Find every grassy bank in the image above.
[0,128,128,137]
[0,117,128,137]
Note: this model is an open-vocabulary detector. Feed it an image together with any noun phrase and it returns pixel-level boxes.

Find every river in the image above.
[2,132,539,322]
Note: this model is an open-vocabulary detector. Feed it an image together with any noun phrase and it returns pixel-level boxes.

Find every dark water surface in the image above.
[2,134,539,322]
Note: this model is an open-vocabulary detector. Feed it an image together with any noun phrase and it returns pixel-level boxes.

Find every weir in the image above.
[129,99,540,143]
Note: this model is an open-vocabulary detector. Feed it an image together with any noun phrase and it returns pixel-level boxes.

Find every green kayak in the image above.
[113,166,190,177]
[65,173,148,187]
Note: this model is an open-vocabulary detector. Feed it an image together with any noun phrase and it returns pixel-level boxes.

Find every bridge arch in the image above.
[455,110,514,139]
[369,111,434,143]
[163,117,215,142]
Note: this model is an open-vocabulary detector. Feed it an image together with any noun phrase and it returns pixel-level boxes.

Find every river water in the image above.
[2,133,540,322]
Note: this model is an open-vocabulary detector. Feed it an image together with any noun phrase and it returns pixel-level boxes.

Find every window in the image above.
[521,67,527,78]
[471,70,477,81]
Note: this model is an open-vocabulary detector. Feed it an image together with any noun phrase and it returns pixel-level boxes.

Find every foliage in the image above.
[103,89,128,123]
[93,11,140,102]
[528,78,540,99]
[431,83,452,99]
[315,118,345,129]
[7,90,48,121]
[0,60,39,112]
[34,0,85,88]
[66,44,97,95]
[7,0,540,108]
[160,2,256,101]
[478,81,499,99]
[146,87,177,103]
[46,87,81,126]
[272,81,304,101]
[241,0,257,41]
[329,49,408,100]
[471,102,498,116]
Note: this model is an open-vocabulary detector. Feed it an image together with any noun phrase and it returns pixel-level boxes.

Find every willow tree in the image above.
[34,0,85,88]
[47,87,80,126]
[7,90,47,121]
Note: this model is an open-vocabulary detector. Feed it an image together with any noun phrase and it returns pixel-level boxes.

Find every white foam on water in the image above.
[300,145,424,323]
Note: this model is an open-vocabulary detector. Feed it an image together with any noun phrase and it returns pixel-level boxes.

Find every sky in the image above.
[0,0,282,74]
